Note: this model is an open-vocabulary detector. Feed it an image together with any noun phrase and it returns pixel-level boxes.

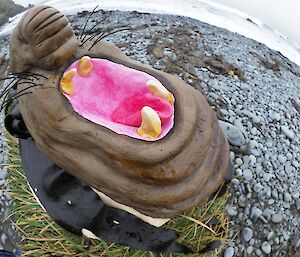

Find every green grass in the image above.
[5,135,230,257]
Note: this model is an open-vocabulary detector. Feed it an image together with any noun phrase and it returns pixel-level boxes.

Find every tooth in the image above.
[146,79,173,105]
[137,106,162,139]
[78,56,93,76]
[61,68,76,95]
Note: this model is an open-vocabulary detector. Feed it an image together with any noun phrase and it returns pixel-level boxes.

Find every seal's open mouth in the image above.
[61,56,174,140]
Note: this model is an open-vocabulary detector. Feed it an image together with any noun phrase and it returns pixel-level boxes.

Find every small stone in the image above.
[250,207,262,220]
[208,92,219,100]
[261,241,271,254]
[263,173,272,183]
[286,152,293,160]
[278,154,287,164]
[1,233,7,244]
[284,192,292,203]
[235,158,243,166]
[226,205,238,216]
[231,178,240,185]
[253,183,263,193]
[0,170,8,180]
[224,246,234,257]
[219,121,246,146]
[281,125,295,139]
[249,155,256,165]
[284,164,294,174]
[243,169,253,181]
[270,112,281,121]
[292,161,300,168]
[272,213,283,223]
[272,189,278,199]
[246,246,253,255]
[255,249,262,256]
[267,231,275,240]
[243,227,253,242]
[238,195,247,207]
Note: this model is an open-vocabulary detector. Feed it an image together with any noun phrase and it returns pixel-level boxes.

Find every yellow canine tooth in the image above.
[78,56,93,76]
[137,106,162,139]
[146,79,174,105]
[60,68,76,95]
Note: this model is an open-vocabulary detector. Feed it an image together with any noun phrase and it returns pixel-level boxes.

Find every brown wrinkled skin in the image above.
[9,5,78,73]
[11,6,229,218]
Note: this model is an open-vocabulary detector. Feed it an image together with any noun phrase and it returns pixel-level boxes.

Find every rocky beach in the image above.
[0,7,300,257]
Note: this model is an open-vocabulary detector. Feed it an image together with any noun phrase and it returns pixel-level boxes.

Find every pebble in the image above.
[224,246,235,257]
[284,192,292,203]
[226,205,238,216]
[243,227,253,242]
[253,182,263,193]
[246,246,253,255]
[0,170,8,180]
[238,195,247,207]
[272,213,283,223]
[242,169,253,181]
[231,178,240,185]
[261,241,272,254]
[278,154,287,164]
[281,125,295,139]
[270,111,281,121]
[219,121,246,146]
[250,207,262,220]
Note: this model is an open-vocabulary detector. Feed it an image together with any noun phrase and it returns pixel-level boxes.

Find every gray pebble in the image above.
[255,249,262,256]
[0,170,8,180]
[243,169,253,181]
[249,155,256,165]
[226,205,238,216]
[261,241,272,254]
[272,213,283,223]
[246,246,253,255]
[231,178,240,185]
[224,246,234,257]
[219,121,246,146]
[281,125,295,139]
[278,154,287,164]
[253,182,263,193]
[284,192,292,203]
[250,207,262,220]
[238,195,247,207]
[1,234,7,244]
[243,227,253,242]
[267,231,275,240]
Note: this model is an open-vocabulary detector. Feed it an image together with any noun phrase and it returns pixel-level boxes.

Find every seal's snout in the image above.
[9,5,79,73]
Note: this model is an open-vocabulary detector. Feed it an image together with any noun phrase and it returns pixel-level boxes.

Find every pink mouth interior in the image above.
[62,58,174,141]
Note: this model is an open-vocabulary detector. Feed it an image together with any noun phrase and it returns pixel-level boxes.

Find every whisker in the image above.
[79,5,99,40]
[0,78,20,98]
[81,16,108,44]
[0,76,17,81]
[13,71,48,80]
[88,26,132,51]
[1,83,41,111]
[1,81,41,102]
[1,92,33,112]
[81,32,105,46]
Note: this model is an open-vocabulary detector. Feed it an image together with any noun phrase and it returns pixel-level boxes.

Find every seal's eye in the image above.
[60,56,175,140]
